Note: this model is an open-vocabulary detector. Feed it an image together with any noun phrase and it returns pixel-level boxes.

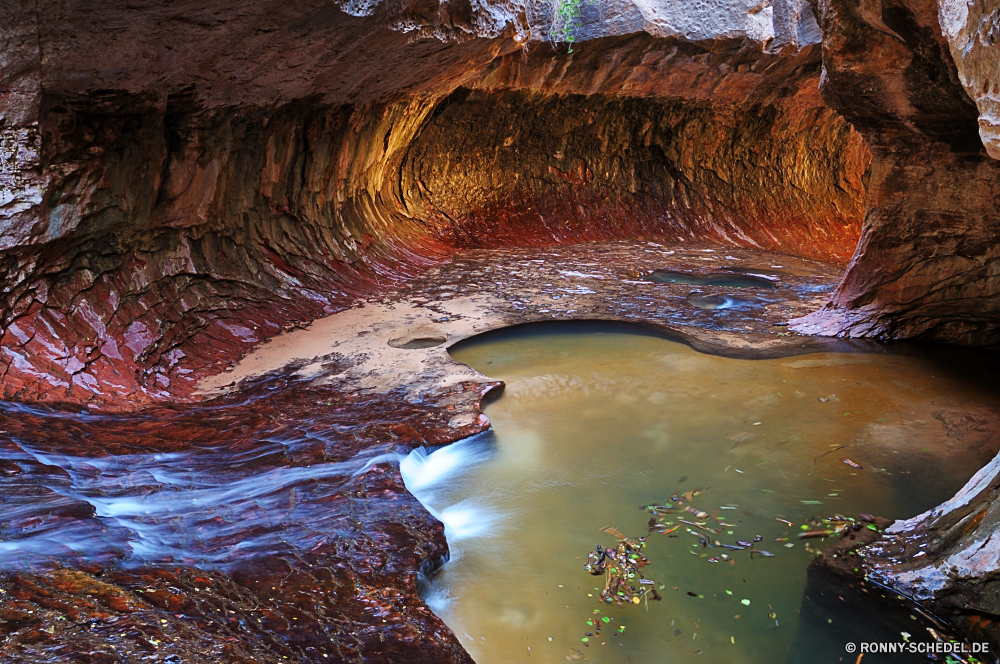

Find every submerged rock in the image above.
[687,293,739,309]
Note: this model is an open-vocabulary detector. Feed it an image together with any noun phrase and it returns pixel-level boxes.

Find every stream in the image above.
[1,321,998,662]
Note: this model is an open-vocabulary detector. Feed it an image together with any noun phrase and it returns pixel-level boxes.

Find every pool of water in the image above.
[406,322,1000,664]
[644,270,778,289]
[687,293,747,310]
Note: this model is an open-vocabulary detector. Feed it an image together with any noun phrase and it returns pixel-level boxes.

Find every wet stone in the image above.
[388,335,448,349]
[0,241,858,662]
[643,270,777,289]
[687,293,738,310]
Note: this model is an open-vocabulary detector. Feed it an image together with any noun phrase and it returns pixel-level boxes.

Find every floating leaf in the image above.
[601,526,627,540]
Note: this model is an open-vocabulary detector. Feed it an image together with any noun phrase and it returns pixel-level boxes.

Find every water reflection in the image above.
[410,322,1000,663]
[644,270,778,288]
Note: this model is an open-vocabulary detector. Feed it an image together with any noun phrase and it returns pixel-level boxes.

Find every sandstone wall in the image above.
[3,0,1000,659]
[0,96,462,406]
[938,0,1000,159]
[408,35,867,261]
[791,0,1000,344]
[0,0,870,409]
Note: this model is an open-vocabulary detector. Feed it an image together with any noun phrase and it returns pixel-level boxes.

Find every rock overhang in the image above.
[1,1,1000,657]
[0,1,876,409]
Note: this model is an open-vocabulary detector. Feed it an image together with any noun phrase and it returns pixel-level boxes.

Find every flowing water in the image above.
[405,322,1000,664]
[0,375,435,570]
[2,320,998,662]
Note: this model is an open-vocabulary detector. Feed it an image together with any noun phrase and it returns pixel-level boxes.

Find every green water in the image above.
[414,323,1000,663]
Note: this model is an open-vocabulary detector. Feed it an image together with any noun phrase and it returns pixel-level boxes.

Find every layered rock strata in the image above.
[409,36,868,261]
[939,0,1000,159]
[2,0,1000,660]
[0,0,869,410]
[0,369,488,663]
[0,242,851,663]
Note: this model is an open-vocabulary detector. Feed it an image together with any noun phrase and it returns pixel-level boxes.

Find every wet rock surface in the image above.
[808,428,1000,654]
[200,241,849,403]
[797,518,977,663]
[0,243,843,662]
[846,451,1000,654]
[3,0,1000,659]
[0,372,487,662]
[0,3,872,411]
[791,0,1000,345]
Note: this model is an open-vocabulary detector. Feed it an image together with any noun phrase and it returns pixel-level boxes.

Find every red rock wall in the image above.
[0,96,465,408]
[3,0,999,412]
[1,0,529,410]
[0,26,872,410]
[406,36,869,261]
[791,0,1000,344]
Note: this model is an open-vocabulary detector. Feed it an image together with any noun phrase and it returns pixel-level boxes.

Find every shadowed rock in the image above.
[2,0,1000,660]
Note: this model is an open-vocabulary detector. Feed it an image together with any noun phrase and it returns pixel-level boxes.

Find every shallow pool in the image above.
[404,322,1000,663]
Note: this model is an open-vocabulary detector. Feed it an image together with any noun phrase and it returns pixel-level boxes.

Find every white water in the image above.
[0,436,390,568]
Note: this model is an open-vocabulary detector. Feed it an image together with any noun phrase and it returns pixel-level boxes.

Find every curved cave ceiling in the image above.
[2,0,1000,660]
[0,0,996,415]
[0,22,877,408]
[0,3,868,409]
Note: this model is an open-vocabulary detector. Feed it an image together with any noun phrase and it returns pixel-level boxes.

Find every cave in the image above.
[2,0,1000,661]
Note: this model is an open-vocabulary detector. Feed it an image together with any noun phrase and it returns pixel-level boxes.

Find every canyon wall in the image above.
[791,0,1000,344]
[785,0,1000,641]
[3,0,1000,660]
[408,36,868,260]
[939,0,1000,159]
[0,1,523,408]
[0,0,870,410]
